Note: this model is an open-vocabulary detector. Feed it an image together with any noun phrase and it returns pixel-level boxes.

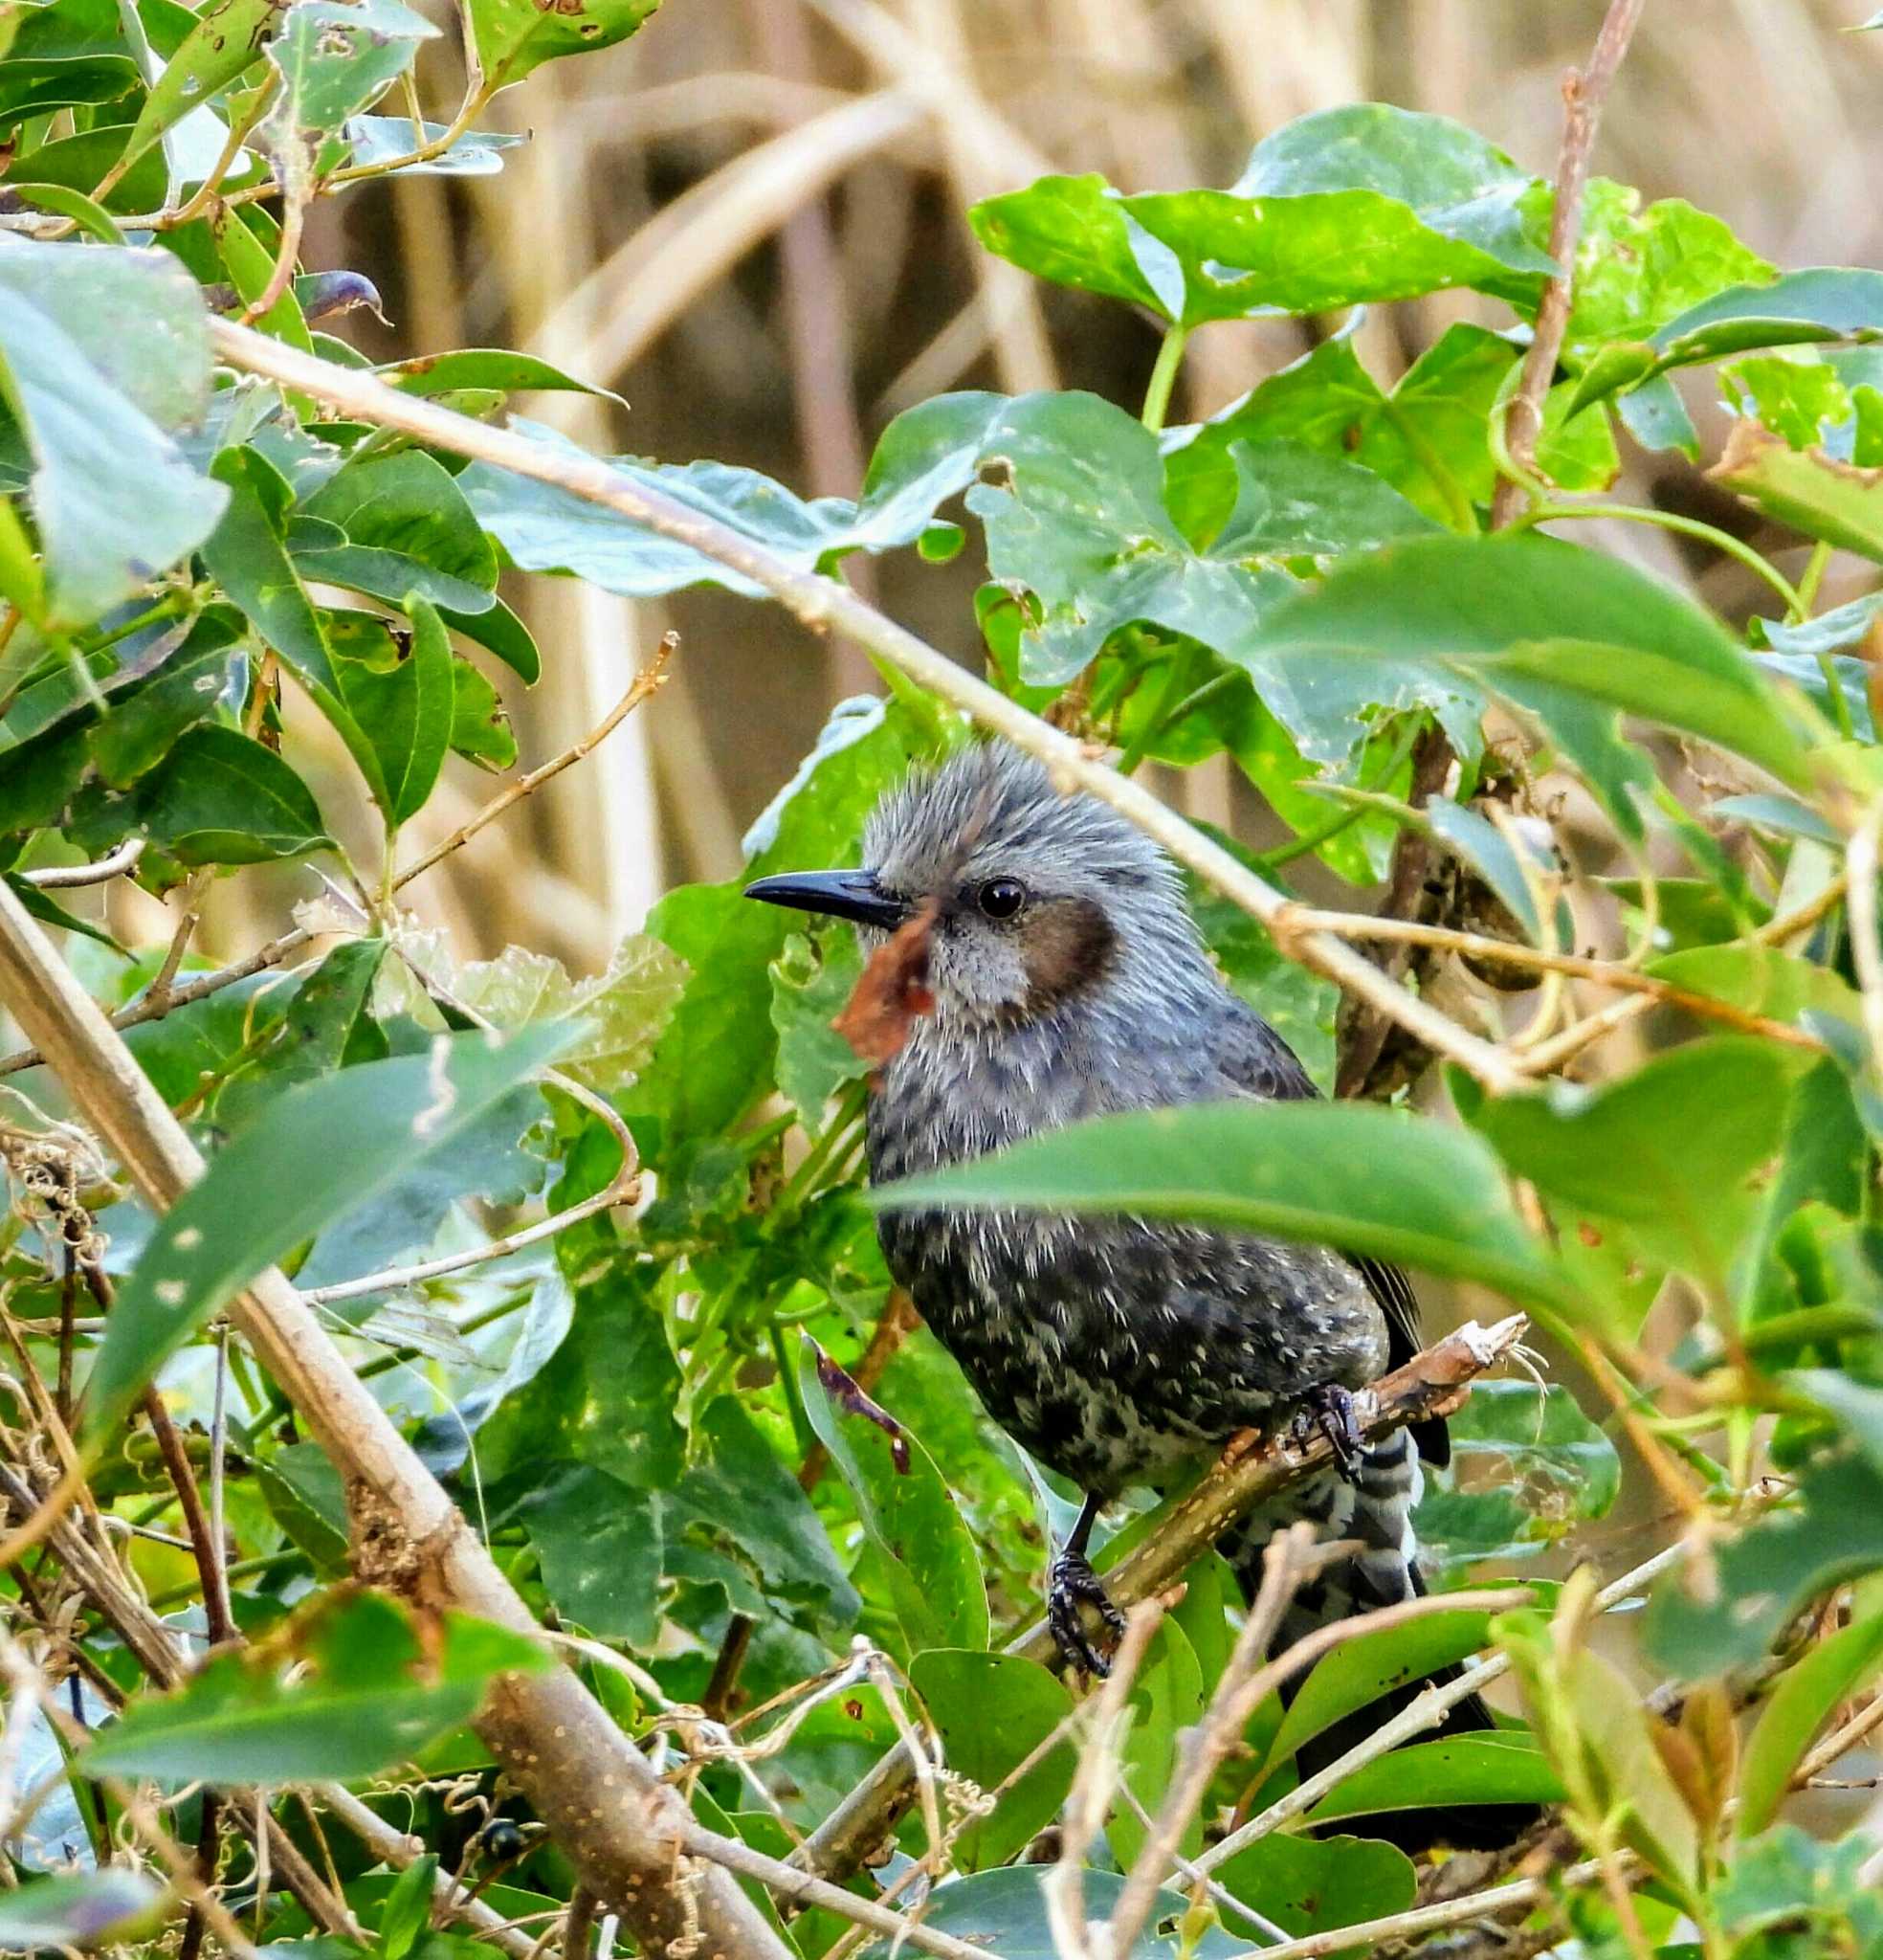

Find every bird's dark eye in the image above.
[977,877,1027,921]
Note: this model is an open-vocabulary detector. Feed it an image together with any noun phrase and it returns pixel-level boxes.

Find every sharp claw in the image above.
[1048,1551,1122,1678]
[1296,1383,1365,1480]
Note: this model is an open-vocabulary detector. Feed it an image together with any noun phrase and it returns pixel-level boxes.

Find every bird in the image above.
[745,738,1523,1850]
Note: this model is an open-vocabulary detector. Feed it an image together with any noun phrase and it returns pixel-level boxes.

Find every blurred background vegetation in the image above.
[103,0,1879,980]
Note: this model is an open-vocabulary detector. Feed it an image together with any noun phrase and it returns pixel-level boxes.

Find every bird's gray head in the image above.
[744,742,1215,1032]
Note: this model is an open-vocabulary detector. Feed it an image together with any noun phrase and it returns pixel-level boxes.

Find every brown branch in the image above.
[392,636,674,892]
[206,319,1530,1097]
[1340,0,1647,1098]
[1490,0,1650,529]
[794,1314,1529,1882]
[0,879,792,1960]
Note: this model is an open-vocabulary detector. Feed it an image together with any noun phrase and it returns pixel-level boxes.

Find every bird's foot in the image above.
[1048,1550,1125,1679]
[1295,1382,1365,1480]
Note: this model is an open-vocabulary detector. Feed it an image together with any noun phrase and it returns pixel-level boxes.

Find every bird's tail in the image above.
[1226,1426,1537,1854]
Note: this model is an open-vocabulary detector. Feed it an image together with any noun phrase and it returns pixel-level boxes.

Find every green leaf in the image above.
[517,1462,664,1648]
[907,1651,1074,1870]
[1427,800,1542,941]
[89,606,243,788]
[444,591,539,682]
[1563,182,1776,356]
[1169,323,1616,541]
[875,1100,1570,1310]
[1270,1608,1495,1767]
[1737,1611,1883,1836]
[460,414,965,603]
[1444,1379,1620,1527]
[964,391,1293,684]
[1648,945,1860,1027]
[0,1873,164,1949]
[378,347,621,403]
[1110,1620,1206,1867]
[85,1590,547,1783]
[117,0,289,172]
[455,934,688,1098]
[1721,354,1855,451]
[0,239,225,628]
[1206,439,1440,557]
[1212,1834,1415,1947]
[1465,1038,1803,1292]
[86,1023,567,1437]
[267,0,436,138]
[342,113,525,177]
[337,592,455,829]
[1233,104,1552,279]
[447,653,517,771]
[769,924,868,1131]
[859,1866,1246,1960]
[1243,533,1811,789]
[129,723,333,865]
[214,938,388,1131]
[799,1334,989,1656]
[970,107,1550,329]
[299,449,498,614]
[202,449,390,811]
[1645,1453,1883,1675]
[1304,1732,1563,1826]
[1709,418,1883,561]
[0,0,138,130]
[1571,268,1883,413]
[467,0,660,94]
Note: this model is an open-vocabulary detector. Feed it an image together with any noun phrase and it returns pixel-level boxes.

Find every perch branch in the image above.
[18,839,146,889]
[206,320,1530,1096]
[794,1314,1530,1881]
[0,877,793,1960]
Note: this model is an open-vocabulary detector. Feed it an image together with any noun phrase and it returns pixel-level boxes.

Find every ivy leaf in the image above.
[85,1023,568,1437]
[906,1652,1074,1870]
[515,1462,664,1648]
[0,238,225,628]
[769,925,868,1131]
[1709,417,1883,561]
[970,108,1551,328]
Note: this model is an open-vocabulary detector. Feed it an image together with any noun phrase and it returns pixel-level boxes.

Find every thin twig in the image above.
[206,320,1531,1097]
[1278,906,1826,1053]
[393,636,675,892]
[1106,1524,1324,1960]
[19,839,147,890]
[1490,0,1650,527]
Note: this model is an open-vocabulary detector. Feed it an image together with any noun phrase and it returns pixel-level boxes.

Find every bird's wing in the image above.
[1208,1001,1448,1465]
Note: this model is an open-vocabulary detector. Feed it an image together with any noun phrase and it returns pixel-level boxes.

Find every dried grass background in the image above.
[155,0,1883,974]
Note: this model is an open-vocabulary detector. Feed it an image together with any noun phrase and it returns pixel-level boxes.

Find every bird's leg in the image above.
[1295,1381,1365,1480]
[1048,1490,1125,1679]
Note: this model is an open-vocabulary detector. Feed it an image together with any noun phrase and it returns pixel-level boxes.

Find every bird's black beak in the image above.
[742,868,909,931]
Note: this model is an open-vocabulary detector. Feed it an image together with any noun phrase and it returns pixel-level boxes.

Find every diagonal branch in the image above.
[206,319,1530,1098]
[795,1314,1530,1882]
[0,878,792,1960]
